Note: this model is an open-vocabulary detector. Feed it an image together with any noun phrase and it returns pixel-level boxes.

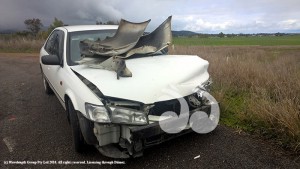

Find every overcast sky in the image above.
[0,0,299,33]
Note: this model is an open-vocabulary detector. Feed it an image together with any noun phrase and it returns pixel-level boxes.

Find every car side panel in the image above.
[40,28,104,117]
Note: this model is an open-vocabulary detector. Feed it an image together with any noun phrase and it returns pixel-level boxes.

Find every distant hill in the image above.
[172,30,199,37]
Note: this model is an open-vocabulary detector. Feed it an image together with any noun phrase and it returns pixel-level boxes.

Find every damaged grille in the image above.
[149,99,182,116]
[148,93,206,116]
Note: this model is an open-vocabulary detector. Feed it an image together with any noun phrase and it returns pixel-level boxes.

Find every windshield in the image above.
[67,29,116,66]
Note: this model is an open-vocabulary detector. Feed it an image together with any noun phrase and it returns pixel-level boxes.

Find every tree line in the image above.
[20,17,118,38]
[17,17,64,38]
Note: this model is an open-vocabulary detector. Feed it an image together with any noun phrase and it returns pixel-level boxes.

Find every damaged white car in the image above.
[39,16,219,158]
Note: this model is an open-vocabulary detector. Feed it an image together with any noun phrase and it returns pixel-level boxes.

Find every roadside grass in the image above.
[1,34,300,53]
[173,35,300,46]
[0,34,44,53]
[170,46,300,153]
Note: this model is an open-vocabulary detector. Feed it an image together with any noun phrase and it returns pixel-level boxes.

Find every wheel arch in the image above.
[64,90,79,111]
[64,92,98,145]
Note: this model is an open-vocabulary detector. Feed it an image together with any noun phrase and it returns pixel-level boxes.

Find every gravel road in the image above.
[0,54,299,169]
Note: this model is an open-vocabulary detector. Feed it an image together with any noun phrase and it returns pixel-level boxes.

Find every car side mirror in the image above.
[41,55,60,65]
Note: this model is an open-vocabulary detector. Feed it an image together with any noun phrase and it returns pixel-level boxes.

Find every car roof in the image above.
[60,25,118,32]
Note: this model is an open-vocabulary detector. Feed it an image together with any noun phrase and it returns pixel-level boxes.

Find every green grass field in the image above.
[1,34,300,53]
[173,35,300,46]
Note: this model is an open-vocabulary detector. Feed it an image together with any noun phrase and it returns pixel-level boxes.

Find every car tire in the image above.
[43,76,53,95]
[68,100,86,153]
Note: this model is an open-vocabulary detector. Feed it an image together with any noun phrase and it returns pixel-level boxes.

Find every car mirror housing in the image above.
[41,55,60,65]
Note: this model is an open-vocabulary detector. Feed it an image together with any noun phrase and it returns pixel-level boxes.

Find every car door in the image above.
[41,30,65,101]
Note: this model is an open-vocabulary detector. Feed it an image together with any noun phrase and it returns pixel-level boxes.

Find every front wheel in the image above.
[68,100,86,153]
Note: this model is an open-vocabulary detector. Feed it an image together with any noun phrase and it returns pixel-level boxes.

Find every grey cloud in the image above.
[0,0,125,30]
[0,0,175,31]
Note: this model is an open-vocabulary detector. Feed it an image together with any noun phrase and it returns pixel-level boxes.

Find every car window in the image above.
[67,29,116,66]
[45,30,65,64]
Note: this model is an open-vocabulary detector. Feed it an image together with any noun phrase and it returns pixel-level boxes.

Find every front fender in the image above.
[65,89,80,113]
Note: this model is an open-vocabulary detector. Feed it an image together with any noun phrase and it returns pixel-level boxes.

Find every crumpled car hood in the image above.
[71,55,209,104]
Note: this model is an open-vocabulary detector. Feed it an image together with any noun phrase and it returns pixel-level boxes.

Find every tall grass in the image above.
[170,46,300,152]
[174,35,300,46]
[0,34,44,53]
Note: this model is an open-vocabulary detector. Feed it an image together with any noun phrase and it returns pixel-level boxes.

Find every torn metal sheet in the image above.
[80,19,150,57]
[89,57,132,79]
[78,16,173,79]
[122,16,172,58]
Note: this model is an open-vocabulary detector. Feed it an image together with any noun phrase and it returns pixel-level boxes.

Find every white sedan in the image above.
[40,18,219,158]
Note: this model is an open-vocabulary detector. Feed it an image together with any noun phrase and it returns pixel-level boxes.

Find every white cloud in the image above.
[174,15,238,33]
[174,15,236,32]
[278,19,300,30]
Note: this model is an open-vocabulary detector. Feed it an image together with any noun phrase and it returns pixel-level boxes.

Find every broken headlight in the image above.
[85,103,111,123]
[200,78,212,92]
[85,103,148,125]
[109,106,148,125]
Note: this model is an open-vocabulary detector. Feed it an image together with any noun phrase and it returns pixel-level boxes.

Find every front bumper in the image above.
[94,121,195,158]
[130,117,194,148]
[91,105,214,158]
[78,89,220,158]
